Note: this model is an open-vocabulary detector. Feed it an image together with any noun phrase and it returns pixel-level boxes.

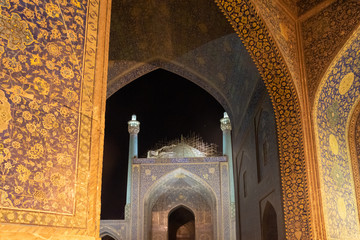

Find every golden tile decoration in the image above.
[314,26,360,239]
[0,0,104,232]
[216,0,312,238]
[302,0,360,103]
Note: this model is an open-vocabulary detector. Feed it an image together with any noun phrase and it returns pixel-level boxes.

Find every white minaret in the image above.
[221,112,236,239]
[126,114,140,205]
[220,112,235,203]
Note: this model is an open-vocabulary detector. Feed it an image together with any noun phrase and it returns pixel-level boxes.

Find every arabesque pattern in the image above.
[302,0,360,103]
[215,0,311,238]
[315,29,360,239]
[0,0,87,215]
[0,0,100,229]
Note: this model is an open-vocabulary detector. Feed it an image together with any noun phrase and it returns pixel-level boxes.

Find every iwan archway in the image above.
[143,169,218,240]
[0,0,318,239]
[104,0,307,239]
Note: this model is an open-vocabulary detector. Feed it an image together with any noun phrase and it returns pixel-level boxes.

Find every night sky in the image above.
[101,69,224,219]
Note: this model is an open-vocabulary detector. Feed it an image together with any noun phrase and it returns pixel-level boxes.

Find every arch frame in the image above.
[142,168,218,240]
[103,0,318,238]
[99,225,121,240]
[168,204,196,219]
[313,24,360,239]
[215,0,313,239]
[106,58,232,116]
[167,204,197,240]
[348,99,360,222]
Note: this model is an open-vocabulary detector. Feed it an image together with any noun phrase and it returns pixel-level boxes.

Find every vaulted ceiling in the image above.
[108,0,360,107]
[107,0,262,131]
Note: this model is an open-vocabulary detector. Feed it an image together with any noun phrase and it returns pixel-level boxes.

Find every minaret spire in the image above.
[220,112,235,203]
[126,114,140,206]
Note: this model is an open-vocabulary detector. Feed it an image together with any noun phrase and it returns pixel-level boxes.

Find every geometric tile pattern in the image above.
[129,156,232,239]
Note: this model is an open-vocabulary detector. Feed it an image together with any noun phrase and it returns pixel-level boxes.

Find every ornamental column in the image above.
[126,114,140,205]
[220,112,235,203]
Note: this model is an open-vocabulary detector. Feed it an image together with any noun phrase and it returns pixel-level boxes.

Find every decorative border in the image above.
[215,0,311,239]
[348,99,360,223]
[133,157,226,164]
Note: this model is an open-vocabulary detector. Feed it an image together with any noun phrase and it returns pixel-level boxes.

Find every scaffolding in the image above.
[147,133,219,158]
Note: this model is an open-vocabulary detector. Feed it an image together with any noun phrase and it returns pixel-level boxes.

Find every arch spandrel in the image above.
[215,0,311,239]
[144,168,217,209]
[314,25,360,239]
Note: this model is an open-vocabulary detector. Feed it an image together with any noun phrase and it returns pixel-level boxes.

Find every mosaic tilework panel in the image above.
[100,220,129,240]
[247,0,300,98]
[151,180,212,212]
[0,0,87,214]
[297,0,326,16]
[133,156,227,164]
[138,163,222,199]
[131,160,231,239]
[216,0,311,238]
[177,33,261,128]
[356,113,360,173]
[351,104,360,224]
[130,165,140,240]
[315,29,360,239]
[108,0,234,61]
[277,0,298,16]
[0,0,100,229]
[302,0,360,103]
[274,0,328,17]
[220,163,231,239]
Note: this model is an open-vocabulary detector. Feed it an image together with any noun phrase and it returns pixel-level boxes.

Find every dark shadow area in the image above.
[101,69,224,219]
[262,202,278,240]
[109,0,233,61]
[101,235,115,240]
[168,207,195,240]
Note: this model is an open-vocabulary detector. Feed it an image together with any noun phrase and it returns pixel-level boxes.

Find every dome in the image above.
[147,135,218,158]
[147,143,206,158]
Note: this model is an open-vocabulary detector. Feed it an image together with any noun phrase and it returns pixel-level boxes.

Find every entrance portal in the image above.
[168,207,195,240]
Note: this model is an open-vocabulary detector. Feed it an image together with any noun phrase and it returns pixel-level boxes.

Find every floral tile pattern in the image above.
[0,0,87,215]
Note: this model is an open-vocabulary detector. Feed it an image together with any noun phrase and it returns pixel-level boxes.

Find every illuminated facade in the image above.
[0,0,360,239]
[101,114,236,240]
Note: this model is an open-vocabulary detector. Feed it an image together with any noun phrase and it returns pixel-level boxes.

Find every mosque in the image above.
[0,0,360,240]
[100,113,237,240]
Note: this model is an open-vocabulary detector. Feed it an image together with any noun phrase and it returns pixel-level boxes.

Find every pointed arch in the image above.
[314,24,360,238]
[349,100,360,222]
[106,58,232,115]
[144,168,217,240]
[168,205,196,240]
[143,168,217,208]
[215,0,311,238]
[262,201,278,240]
[99,226,120,240]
